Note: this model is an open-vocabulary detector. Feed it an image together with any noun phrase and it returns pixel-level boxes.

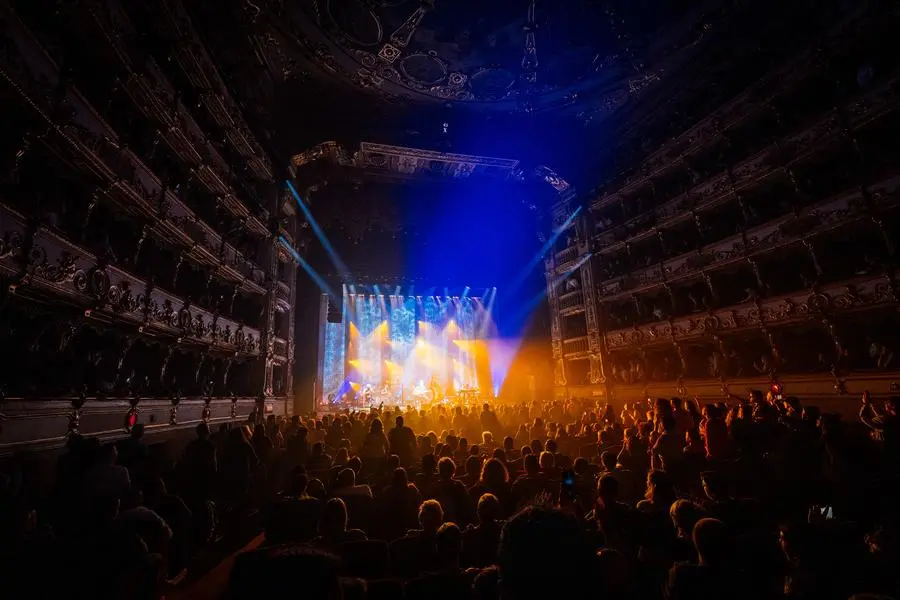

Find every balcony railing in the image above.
[604,273,895,351]
[274,337,288,362]
[154,0,273,183]
[563,336,589,356]
[0,13,267,295]
[592,75,898,256]
[590,10,869,211]
[555,246,579,268]
[62,2,269,235]
[595,172,900,301]
[558,290,585,315]
[0,204,261,354]
[274,281,292,312]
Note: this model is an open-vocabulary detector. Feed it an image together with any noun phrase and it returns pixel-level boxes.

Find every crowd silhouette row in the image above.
[1,393,898,600]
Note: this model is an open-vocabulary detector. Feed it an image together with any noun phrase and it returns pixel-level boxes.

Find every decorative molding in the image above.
[0,12,269,295]
[604,274,895,350]
[0,396,283,456]
[596,173,900,302]
[0,204,261,354]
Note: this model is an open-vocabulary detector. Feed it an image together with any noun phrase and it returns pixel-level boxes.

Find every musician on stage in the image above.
[429,374,442,403]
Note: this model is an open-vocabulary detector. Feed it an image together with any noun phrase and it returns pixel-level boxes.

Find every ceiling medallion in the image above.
[399,52,447,86]
[378,43,401,63]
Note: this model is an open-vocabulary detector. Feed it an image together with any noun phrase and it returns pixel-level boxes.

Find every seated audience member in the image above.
[667,518,739,600]
[589,474,636,557]
[307,442,333,478]
[461,455,483,487]
[510,454,548,508]
[118,490,173,559]
[597,548,634,600]
[332,467,373,499]
[669,499,705,563]
[433,457,474,525]
[468,458,512,513]
[265,470,323,545]
[312,498,366,550]
[84,444,131,500]
[416,454,439,498]
[378,467,423,540]
[391,499,445,575]
[407,523,472,600]
[498,507,597,600]
[142,477,192,575]
[463,493,503,568]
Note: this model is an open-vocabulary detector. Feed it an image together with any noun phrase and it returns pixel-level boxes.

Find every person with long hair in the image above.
[360,418,389,460]
[469,458,511,515]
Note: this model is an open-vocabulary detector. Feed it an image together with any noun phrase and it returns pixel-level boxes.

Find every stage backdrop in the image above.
[317,286,497,405]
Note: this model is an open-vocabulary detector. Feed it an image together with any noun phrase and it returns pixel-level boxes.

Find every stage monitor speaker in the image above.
[326,296,343,323]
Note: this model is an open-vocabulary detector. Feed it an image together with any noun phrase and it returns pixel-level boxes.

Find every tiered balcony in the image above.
[275,280,292,313]
[593,9,869,209]
[562,336,590,358]
[152,0,274,183]
[554,246,580,271]
[558,290,585,316]
[0,12,267,295]
[0,204,261,355]
[596,173,900,301]
[66,2,270,236]
[273,337,288,363]
[604,273,894,352]
[593,73,899,257]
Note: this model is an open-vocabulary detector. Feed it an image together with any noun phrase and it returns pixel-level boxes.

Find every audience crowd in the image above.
[1,392,898,600]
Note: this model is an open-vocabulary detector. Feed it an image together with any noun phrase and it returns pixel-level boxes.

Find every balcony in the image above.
[592,75,899,256]
[0,204,261,354]
[591,15,865,211]
[563,336,590,357]
[61,5,269,235]
[555,246,579,269]
[273,337,288,363]
[558,290,585,316]
[595,172,900,301]
[0,15,267,296]
[604,273,894,352]
[154,0,273,182]
[275,280,292,313]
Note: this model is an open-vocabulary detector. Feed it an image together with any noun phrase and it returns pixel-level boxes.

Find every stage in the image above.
[316,285,499,410]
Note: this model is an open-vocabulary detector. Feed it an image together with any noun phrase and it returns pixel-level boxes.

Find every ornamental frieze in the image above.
[595,178,892,303]
[604,275,893,350]
[591,76,898,259]
[0,205,260,355]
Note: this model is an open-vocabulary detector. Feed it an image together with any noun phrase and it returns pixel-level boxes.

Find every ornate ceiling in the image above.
[276,0,727,115]
[178,0,857,191]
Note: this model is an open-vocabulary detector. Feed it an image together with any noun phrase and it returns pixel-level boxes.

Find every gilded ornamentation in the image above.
[34,251,78,284]
[0,230,24,261]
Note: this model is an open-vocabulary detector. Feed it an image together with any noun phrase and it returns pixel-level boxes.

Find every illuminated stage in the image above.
[316,285,498,409]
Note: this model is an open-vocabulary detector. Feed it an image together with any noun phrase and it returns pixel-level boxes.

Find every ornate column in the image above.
[285,259,297,402]
[546,257,567,388]
[579,248,607,388]
[256,184,279,398]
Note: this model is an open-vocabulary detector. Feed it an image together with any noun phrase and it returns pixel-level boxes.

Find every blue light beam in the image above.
[285,180,350,278]
[506,206,582,295]
[507,252,593,325]
[278,235,339,303]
